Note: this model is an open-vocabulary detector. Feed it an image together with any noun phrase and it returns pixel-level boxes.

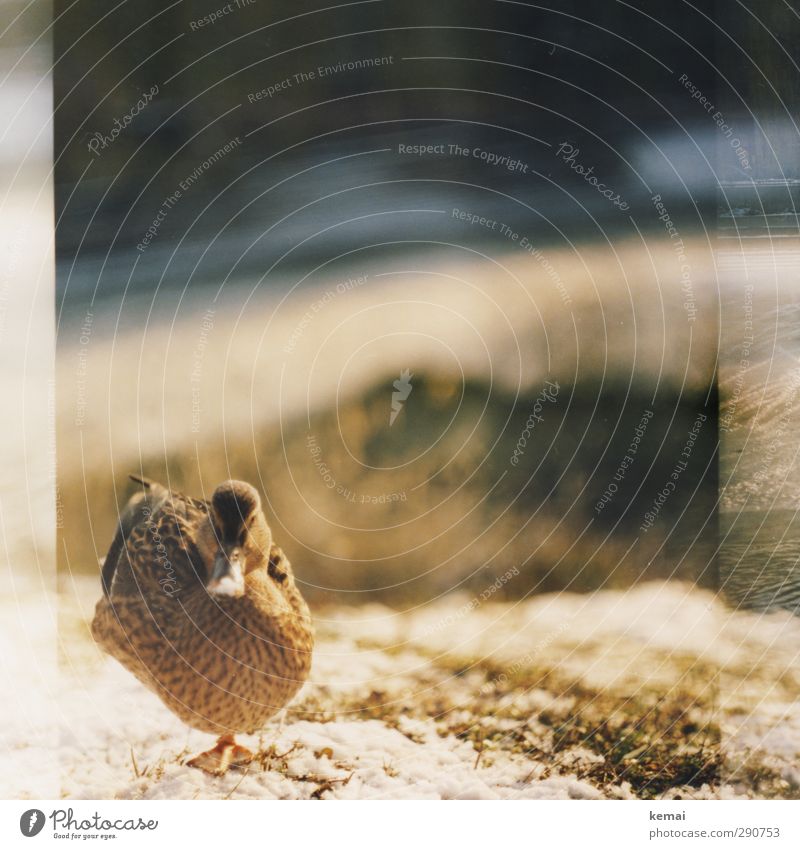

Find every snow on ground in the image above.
[0,575,59,798]
[4,577,800,799]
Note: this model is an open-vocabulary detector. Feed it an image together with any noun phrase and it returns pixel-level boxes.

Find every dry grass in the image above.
[286,633,768,799]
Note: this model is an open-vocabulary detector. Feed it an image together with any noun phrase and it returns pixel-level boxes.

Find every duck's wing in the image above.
[101,480,169,596]
[92,478,209,679]
[268,543,313,622]
[129,474,212,511]
[102,476,210,597]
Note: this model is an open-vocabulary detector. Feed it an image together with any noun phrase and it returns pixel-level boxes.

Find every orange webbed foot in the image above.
[186,734,253,776]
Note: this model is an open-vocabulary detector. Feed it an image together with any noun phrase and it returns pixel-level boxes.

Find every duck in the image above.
[91,475,314,775]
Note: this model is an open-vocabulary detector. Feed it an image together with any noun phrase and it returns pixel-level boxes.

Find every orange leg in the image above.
[186,733,253,776]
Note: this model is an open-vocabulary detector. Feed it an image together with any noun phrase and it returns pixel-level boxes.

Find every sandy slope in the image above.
[4,577,795,800]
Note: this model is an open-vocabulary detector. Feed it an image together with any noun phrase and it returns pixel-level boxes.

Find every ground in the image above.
[5,578,800,800]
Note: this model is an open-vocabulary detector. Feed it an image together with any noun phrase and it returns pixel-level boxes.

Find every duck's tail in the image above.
[128,474,172,503]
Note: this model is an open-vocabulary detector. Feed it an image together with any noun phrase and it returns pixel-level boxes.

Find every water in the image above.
[720,510,800,614]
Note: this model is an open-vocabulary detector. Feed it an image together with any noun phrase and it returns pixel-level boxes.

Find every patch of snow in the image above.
[2,577,798,799]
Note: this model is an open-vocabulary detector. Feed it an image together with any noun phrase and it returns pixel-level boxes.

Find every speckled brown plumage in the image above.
[91,476,314,771]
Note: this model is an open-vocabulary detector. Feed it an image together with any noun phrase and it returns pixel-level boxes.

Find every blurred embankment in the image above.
[57,239,718,604]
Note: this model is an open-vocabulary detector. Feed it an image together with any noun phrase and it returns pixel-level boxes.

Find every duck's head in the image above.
[203,480,272,598]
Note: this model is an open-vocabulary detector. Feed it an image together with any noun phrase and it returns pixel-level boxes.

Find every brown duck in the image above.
[91,476,314,775]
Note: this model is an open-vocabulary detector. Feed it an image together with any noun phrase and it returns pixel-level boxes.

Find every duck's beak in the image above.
[208,547,245,597]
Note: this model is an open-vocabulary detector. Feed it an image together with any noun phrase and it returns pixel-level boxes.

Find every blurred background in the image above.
[50,1,796,610]
[0,0,795,802]
[53,0,726,607]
